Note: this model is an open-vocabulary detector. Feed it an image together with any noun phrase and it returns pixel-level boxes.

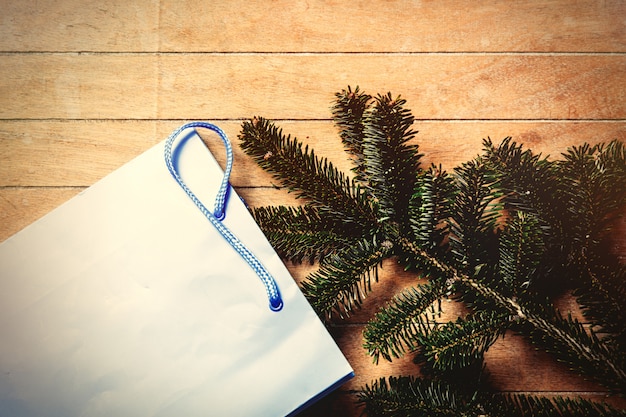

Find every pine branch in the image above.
[483,137,558,219]
[358,377,626,417]
[397,237,626,393]
[554,140,626,350]
[575,264,626,350]
[461,275,626,393]
[357,376,481,417]
[363,280,446,364]
[556,140,626,269]
[498,211,545,294]
[238,87,626,414]
[414,311,509,374]
[300,238,393,319]
[251,205,355,263]
[483,138,563,283]
[408,165,454,254]
[522,307,626,394]
[238,117,378,234]
[361,93,423,224]
[485,137,626,298]
[448,157,502,273]
[397,236,463,283]
[332,86,372,181]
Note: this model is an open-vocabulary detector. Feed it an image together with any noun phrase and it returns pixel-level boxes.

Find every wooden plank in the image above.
[157,54,626,120]
[159,0,626,53]
[2,1,625,52]
[0,0,159,52]
[0,120,164,186]
[1,54,625,120]
[0,54,158,119]
[1,120,624,187]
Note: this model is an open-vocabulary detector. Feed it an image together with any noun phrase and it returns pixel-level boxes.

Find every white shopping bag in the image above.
[0,122,353,417]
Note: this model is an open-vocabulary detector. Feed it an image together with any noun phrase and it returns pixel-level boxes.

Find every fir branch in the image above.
[575,264,626,350]
[522,308,626,394]
[461,275,626,393]
[483,137,557,218]
[238,87,626,414]
[559,141,625,216]
[483,138,562,280]
[556,140,626,349]
[408,166,454,254]
[361,93,423,224]
[357,376,481,417]
[498,211,545,294]
[448,157,501,273]
[358,377,626,417]
[251,205,354,263]
[300,238,393,319]
[397,236,462,283]
[415,311,509,374]
[238,117,378,233]
[363,280,446,364]
[398,236,626,393]
[332,86,372,181]
[556,140,626,268]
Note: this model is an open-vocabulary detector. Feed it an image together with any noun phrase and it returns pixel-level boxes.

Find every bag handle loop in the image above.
[164,122,283,312]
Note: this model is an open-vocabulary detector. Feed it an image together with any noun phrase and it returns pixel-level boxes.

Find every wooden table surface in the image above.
[1,1,625,415]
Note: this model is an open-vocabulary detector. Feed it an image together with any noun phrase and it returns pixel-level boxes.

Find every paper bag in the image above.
[0,122,353,417]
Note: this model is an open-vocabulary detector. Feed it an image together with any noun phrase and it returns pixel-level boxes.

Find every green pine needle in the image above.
[251,205,355,263]
[415,311,509,373]
[300,238,393,319]
[357,376,481,417]
[358,377,626,417]
[449,157,502,272]
[363,280,446,364]
[575,264,626,350]
[332,86,372,180]
[408,166,454,252]
[238,116,378,233]
[498,211,545,293]
[492,393,626,417]
[360,93,423,223]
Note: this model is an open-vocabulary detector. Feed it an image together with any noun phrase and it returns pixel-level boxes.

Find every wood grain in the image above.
[0,54,158,119]
[0,0,160,52]
[159,0,626,53]
[2,54,625,120]
[2,0,625,52]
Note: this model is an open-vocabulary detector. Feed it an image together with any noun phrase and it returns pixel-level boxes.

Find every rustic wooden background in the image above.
[1,1,625,415]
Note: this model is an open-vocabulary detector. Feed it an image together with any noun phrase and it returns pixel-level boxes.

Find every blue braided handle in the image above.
[164,122,283,312]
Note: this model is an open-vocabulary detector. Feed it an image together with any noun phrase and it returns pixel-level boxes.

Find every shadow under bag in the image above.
[0,122,353,417]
